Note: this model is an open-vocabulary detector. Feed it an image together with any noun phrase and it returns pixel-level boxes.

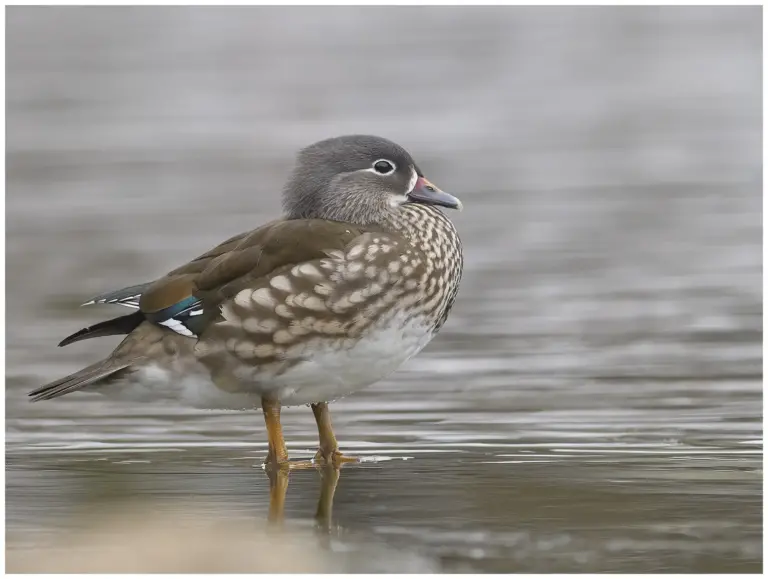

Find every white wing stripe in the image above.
[159,319,197,338]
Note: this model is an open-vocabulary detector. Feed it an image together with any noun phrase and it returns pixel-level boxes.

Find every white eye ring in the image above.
[372,159,396,175]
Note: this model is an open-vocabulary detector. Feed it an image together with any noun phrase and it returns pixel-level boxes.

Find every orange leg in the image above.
[262,397,314,470]
[262,397,289,468]
[311,402,358,467]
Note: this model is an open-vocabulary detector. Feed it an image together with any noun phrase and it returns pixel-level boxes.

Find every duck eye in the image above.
[373,160,395,175]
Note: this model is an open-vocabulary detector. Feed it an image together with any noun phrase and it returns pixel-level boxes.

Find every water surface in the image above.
[6,6,762,573]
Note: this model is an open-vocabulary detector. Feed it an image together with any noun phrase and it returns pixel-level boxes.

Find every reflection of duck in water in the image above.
[30,135,463,469]
[267,464,341,535]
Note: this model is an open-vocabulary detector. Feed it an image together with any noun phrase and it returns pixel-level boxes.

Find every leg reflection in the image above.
[265,463,342,532]
[314,465,340,534]
[266,467,290,524]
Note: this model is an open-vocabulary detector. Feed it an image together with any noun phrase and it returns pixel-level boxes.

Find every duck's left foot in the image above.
[313,448,359,468]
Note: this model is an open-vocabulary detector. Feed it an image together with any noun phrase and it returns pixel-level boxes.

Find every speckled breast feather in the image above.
[194,204,462,400]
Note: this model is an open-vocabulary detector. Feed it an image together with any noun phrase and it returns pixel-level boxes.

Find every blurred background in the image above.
[6,6,762,573]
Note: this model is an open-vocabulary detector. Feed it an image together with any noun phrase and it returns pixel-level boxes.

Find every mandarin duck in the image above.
[29,135,464,468]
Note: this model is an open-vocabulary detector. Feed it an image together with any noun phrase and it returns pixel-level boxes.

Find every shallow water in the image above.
[6,6,762,573]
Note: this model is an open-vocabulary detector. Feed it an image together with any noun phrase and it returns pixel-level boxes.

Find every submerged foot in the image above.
[313,448,359,468]
[263,456,316,471]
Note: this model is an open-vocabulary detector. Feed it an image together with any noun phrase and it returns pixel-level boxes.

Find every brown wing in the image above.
[138,218,373,326]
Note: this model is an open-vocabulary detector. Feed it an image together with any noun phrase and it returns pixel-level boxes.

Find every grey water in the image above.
[6,6,762,573]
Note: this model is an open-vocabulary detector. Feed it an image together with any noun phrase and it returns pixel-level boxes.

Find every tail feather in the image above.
[33,321,189,403]
[58,312,144,348]
[81,282,151,308]
[28,360,134,402]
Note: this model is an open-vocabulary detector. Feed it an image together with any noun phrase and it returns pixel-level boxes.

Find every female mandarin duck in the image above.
[30,135,464,468]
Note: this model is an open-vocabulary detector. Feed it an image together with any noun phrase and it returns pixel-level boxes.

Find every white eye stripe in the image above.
[406,166,418,194]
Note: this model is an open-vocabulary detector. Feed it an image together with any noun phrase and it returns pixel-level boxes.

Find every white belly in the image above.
[266,314,435,406]
[95,314,435,410]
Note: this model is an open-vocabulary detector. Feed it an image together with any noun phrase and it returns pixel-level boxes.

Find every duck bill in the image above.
[407,177,463,211]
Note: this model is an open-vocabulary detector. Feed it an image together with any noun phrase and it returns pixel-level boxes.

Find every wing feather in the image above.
[135,219,375,337]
